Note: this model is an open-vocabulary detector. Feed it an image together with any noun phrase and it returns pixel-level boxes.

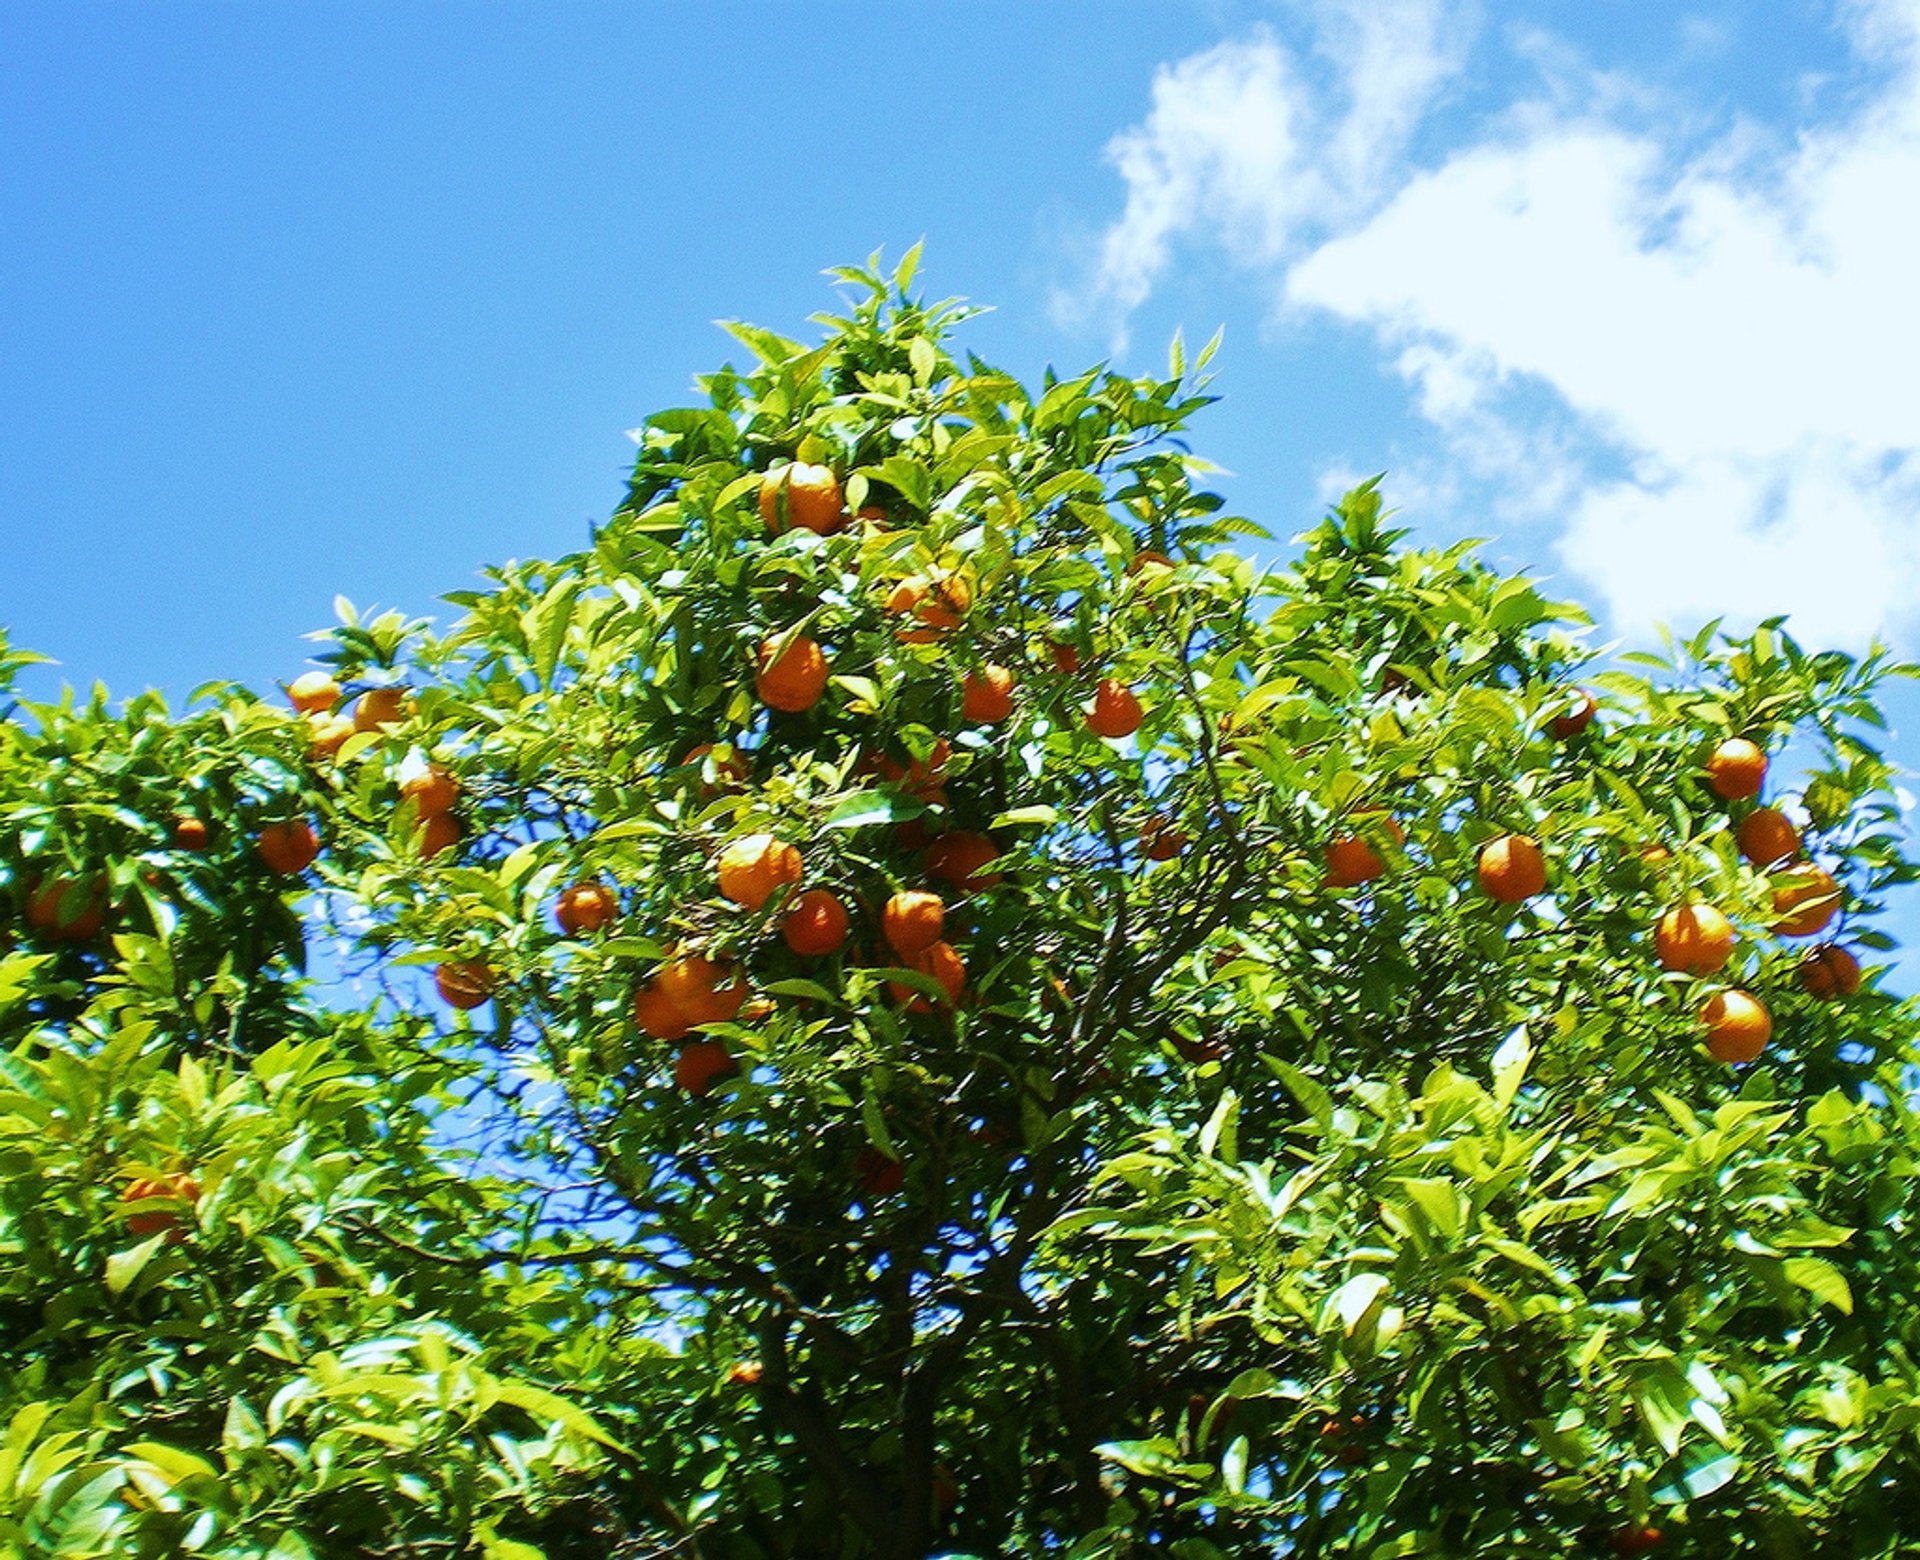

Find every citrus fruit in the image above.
[758,462,846,536]
[888,939,965,1011]
[1548,689,1597,739]
[1702,988,1771,1063]
[1049,640,1082,674]
[961,664,1016,724]
[656,953,748,1027]
[1142,815,1188,861]
[1654,903,1736,975]
[882,890,945,957]
[288,670,341,715]
[306,712,356,759]
[435,961,495,1010]
[416,811,462,862]
[1798,944,1861,999]
[1325,814,1403,889]
[1736,806,1801,867]
[170,815,209,851]
[25,876,108,942]
[854,1145,905,1198]
[783,888,850,956]
[122,1172,200,1241]
[674,1038,738,1097]
[755,634,830,712]
[1706,737,1767,800]
[555,882,619,936]
[401,765,459,817]
[1086,679,1143,739]
[1477,834,1546,903]
[1772,865,1841,937]
[887,574,971,642]
[717,833,804,911]
[633,982,693,1042]
[257,819,321,875]
[922,831,1003,894]
[354,686,411,734]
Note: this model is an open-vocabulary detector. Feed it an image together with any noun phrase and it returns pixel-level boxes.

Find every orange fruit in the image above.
[1771,865,1841,938]
[674,1038,739,1097]
[555,882,619,936]
[882,890,945,957]
[854,1144,905,1198]
[1702,988,1771,1063]
[435,961,495,1010]
[758,462,846,536]
[1654,902,1736,975]
[961,664,1016,724]
[122,1172,200,1241]
[922,831,1003,894]
[25,876,107,942]
[1324,814,1404,889]
[783,888,851,956]
[755,634,830,713]
[1142,815,1187,862]
[1049,640,1082,674]
[727,1360,765,1386]
[633,982,693,1042]
[287,670,341,715]
[886,575,971,642]
[656,953,748,1027]
[170,815,210,851]
[1548,689,1597,739]
[353,686,411,734]
[1086,679,1144,739]
[1608,1525,1665,1557]
[305,712,356,759]
[717,833,804,911]
[401,765,460,817]
[1477,834,1546,903]
[1706,737,1767,800]
[416,811,462,862]
[1736,806,1801,867]
[1798,944,1861,999]
[888,939,965,1011]
[257,819,320,875]
[876,740,951,796]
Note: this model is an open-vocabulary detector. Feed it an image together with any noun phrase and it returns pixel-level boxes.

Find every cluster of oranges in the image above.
[1319,713,1860,1067]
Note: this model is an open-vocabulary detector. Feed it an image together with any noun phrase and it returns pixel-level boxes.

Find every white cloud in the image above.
[1065,0,1468,336]
[1082,1,1920,647]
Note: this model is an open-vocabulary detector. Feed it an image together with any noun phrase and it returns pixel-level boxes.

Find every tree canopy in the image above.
[3,251,1917,1558]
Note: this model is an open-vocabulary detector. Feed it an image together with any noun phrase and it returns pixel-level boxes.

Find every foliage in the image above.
[3,251,1918,1556]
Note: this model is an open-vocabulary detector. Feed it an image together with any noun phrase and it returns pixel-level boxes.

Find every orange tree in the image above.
[5,251,1919,1556]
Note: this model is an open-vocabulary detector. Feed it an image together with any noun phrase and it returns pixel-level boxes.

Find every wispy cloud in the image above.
[1076,0,1920,648]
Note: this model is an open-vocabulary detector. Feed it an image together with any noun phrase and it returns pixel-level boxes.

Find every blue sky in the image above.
[6,1,1918,937]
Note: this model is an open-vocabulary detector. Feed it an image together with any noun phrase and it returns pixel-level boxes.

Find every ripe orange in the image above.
[854,1144,905,1198]
[758,462,846,536]
[727,1360,765,1386]
[353,686,411,734]
[888,939,965,1011]
[1142,815,1188,861]
[882,890,945,957]
[674,1038,739,1097]
[305,712,356,759]
[875,739,952,793]
[288,670,341,715]
[922,831,1003,894]
[1324,814,1404,889]
[122,1172,201,1241]
[961,664,1017,724]
[1608,1525,1665,1557]
[755,634,830,712]
[416,811,462,862]
[1654,903,1736,975]
[783,888,851,956]
[633,982,693,1042]
[1477,834,1546,903]
[886,575,971,642]
[555,882,619,936]
[170,815,210,851]
[25,876,107,942]
[435,961,495,1011]
[1548,689,1597,739]
[1771,865,1840,938]
[717,833,804,911]
[1049,640,1082,674]
[1736,806,1801,867]
[1798,944,1861,999]
[257,819,320,876]
[401,765,460,817]
[1706,737,1767,800]
[1086,679,1144,739]
[656,953,748,1027]
[1702,988,1771,1063]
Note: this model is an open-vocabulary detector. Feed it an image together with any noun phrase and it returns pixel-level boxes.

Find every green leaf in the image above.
[1783,1256,1853,1314]
[106,1234,167,1296]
